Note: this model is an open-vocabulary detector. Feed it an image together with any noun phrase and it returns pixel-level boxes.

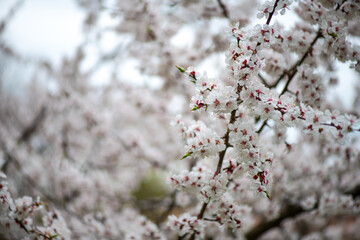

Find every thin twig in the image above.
[0,0,24,34]
[256,120,269,134]
[280,31,322,96]
[216,110,237,174]
[187,110,236,240]
[266,0,280,25]
[258,73,271,88]
[216,0,230,19]
[256,30,322,134]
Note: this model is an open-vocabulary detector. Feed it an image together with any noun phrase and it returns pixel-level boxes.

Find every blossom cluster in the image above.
[180,68,238,113]
[0,173,70,240]
[172,117,225,159]
[168,213,205,238]
[296,64,324,108]
[229,114,274,197]
[212,193,252,231]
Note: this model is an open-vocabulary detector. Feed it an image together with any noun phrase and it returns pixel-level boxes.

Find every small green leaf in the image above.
[191,106,199,111]
[176,66,185,73]
[264,190,270,199]
[328,32,338,38]
[181,152,192,160]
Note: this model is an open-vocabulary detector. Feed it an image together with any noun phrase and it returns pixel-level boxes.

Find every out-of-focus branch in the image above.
[216,0,229,19]
[0,142,15,173]
[1,106,47,172]
[18,106,47,143]
[245,185,360,240]
[0,0,24,34]
[245,204,304,240]
[61,127,72,161]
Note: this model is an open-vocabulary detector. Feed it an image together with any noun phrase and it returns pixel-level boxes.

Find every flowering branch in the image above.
[187,110,236,240]
[279,30,322,96]
[184,1,284,239]
[256,30,322,134]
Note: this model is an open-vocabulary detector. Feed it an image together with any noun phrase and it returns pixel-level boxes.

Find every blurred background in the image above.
[0,1,360,239]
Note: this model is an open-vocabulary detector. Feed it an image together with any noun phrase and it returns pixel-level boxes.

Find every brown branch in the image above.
[251,0,281,59]
[269,31,323,90]
[0,146,15,173]
[258,73,271,88]
[256,120,269,134]
[245,185,360,240]
[266,0,280,25]
[216,110,237,174]
[270,71,288,89]
[187,202,210,240]
[18,106,47,143]
[216,0,230,19]
[187,110,236,240]
[279,31,322,96]
[256,30,322,134]
[245,204,304,240]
